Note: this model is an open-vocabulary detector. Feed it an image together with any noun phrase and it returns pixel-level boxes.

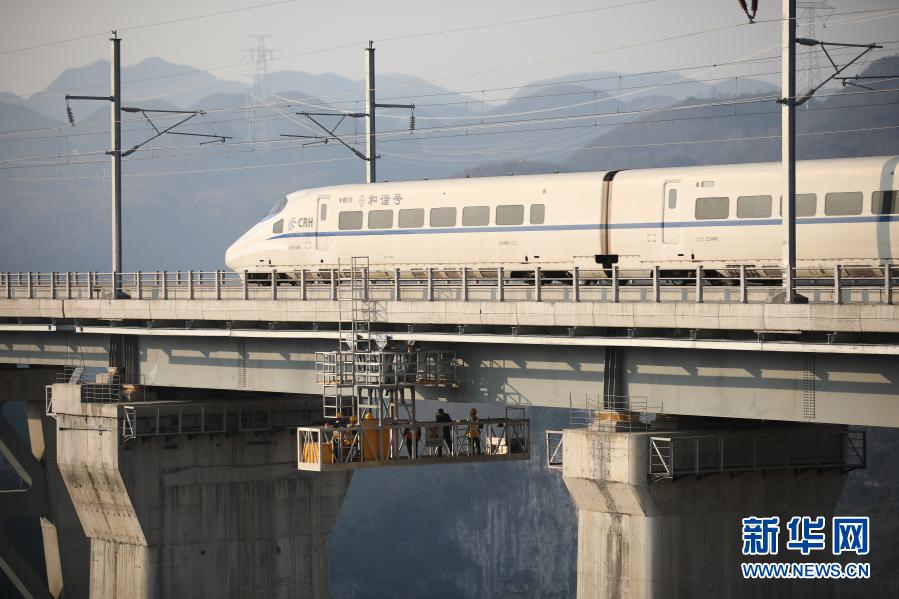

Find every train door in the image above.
[662,181,681,244]
[316,195,329,251]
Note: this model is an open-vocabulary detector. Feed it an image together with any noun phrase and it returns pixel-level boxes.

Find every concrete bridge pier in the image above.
[0,366,83,599]
[51,384,351,599]
[561,427,853,599]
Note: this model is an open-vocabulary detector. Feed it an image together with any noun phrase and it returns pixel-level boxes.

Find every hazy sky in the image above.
[2,0,898,97]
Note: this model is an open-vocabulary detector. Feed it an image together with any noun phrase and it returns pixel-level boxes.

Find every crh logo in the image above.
[288,217,314,230]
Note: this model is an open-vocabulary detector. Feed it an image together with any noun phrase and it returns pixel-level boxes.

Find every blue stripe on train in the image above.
[267,214,899,240]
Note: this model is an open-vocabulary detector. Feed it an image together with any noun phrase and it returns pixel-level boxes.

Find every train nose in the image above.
[224,239,242,271]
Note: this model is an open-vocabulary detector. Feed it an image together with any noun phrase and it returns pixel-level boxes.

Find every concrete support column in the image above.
[0,366,79,598]
[562,428,848,599]
[51,384,351,599]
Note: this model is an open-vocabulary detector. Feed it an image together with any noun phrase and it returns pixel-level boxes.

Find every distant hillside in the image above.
[566,55,899,171]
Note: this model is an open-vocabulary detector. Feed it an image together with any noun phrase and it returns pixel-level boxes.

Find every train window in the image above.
[872,190,899,215]
[272,219,284,234]
[694,197,729,220]
[338,211,363,230]
[778,194,817,217]
[496,204,524,225]
[462,206,490,226]
[320,204,327,221]
[430,207,457,227]
[737,195,772,218]
[368,209,393,229]
[530,204,545,224]
[266,197,287,217]
[398,208,424,228]
[824,192,863,216]
[668,190,677,209]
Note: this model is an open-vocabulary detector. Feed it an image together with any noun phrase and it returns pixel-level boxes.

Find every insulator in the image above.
[409,114,415,132]
[65,103,75,127]
[737,0,757,22]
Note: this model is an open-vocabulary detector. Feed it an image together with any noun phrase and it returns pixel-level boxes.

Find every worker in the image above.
[467,408,482,456]
[403,427,413,458]
[435,408,453,457]
[330,419,343,462]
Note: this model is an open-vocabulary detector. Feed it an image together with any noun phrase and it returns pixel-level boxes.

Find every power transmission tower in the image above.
[777,0,880,303]
[796,2,834,97]
[243,34,275,144]
[281,42,415,183]
[65,34,230,293]
[781,0,798,303]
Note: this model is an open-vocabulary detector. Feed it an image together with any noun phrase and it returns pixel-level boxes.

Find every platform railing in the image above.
[315,350,459,387]
[2,265,896,305]
[568,393,663,432]
[648,429,866,482]
[119,402,317,441]
[297,416,530,471]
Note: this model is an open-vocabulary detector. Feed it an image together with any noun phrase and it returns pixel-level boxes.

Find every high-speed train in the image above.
[225,156,898,280]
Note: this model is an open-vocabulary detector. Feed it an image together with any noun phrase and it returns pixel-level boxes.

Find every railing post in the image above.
[535,267,542,302]
[88,272,94,299]
[739,264,747,304]
[394,268,401,301]
[427,267,434,301]
[49,271,56,300]
[215,270,221,300]
[271,270,277,300]
[462,267,469,302]
[27,271,32,299]
[3,272,8,299]
[696,265,703,304]
[188,270,194,300]
[162,271,168,300]
[136,270,142,300]
[330,268,337,301]
[669,439,675,476]
[298,269,305,301]
[833,264,841,305]
[652,266,660,303]
[612,265,619,303]
[242,270,248,300]
[886,264,893,305]
[573,266,580,303]
[363,267,370,301]
[498,267,504,302]
[66,271,72,300]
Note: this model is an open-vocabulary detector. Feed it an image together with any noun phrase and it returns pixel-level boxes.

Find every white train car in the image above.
[224,155,899,280]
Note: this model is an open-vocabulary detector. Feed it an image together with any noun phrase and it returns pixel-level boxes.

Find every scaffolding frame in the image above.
[318,257,459,430]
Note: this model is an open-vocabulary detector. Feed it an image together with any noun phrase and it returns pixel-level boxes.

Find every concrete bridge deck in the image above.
[3,297,899,336]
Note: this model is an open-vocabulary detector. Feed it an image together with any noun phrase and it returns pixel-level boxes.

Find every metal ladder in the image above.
[323,257,371,419]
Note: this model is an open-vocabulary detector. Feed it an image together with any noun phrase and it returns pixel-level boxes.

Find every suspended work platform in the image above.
[297,410,530,472]
[301,257,530,472]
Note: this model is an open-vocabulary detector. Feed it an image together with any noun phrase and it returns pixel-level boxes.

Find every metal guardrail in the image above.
[569,393,663,432]
[648,429,866,482]
[1,265,896,305]
[297,416,530,471]
[51,367,154,405]
[315,350,459,387]
[121,402,315,441]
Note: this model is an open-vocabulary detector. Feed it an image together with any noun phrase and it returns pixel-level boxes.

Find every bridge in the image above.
[1,264,897,597]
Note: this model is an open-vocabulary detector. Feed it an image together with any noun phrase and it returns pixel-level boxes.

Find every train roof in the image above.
[287,155,898,199]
